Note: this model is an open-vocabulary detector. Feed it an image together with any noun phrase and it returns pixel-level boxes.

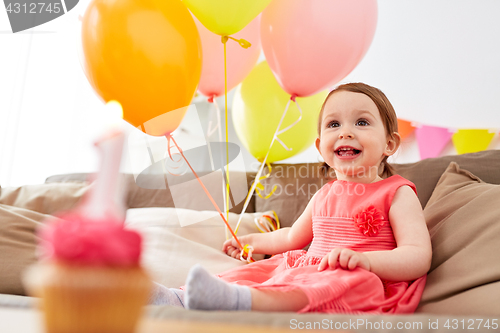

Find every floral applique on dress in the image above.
[353,205,387,237]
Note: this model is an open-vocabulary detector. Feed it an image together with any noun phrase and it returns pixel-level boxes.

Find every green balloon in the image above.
[232,61,327,163]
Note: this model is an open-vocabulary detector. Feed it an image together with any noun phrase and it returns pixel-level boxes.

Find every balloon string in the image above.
[220,35,253,244]
[166,134,244,250]
[221,36,251,49]
[201,96,216,172]
[223,36,230,232]
[254,211,280,234]
[274,94,302,151]
[140,124,155,165]
[254,161,277,199]
[163,136,186,177]
[234,95,300,234]
[234,162,276,234]
[141,124,172,194]
[234,156,269,235]
[212,97,224,143]
[213,97,229,240]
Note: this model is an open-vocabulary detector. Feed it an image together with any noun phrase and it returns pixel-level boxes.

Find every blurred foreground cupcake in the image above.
[25,113,151,333]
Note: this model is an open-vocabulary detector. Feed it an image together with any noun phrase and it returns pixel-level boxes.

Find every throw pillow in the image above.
[0,205,49,295]
[416,162,500,315]
[0,182,89,296]
[0,182,89,215]
[124,208,278,288]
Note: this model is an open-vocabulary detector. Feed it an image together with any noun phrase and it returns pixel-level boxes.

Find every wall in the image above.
[1,1,499,187]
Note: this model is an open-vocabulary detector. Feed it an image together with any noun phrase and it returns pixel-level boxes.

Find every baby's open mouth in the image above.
[335,147,362,157]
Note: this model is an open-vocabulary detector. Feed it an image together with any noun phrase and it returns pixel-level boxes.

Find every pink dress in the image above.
[217,175,427,314]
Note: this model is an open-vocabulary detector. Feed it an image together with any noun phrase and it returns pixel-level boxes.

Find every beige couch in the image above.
[1,150,499,331]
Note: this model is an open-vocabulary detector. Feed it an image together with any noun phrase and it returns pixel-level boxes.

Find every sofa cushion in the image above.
[0,183,90,296]
[125,208,277,288]
[0,205,48,295]
[0,182,89,215]
[392,149,500,209]
[416,162,500,315]
[256,150,500,228]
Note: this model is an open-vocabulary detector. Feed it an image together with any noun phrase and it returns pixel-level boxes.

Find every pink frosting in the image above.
[40,214,142,267]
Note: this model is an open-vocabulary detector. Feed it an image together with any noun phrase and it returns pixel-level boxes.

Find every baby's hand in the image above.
[222,238,242,259]
[318,248,370,272]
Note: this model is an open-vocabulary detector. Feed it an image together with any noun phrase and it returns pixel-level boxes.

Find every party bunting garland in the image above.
[397,119,415,141]
[397,119,498,159]
[415,125,453,160]
[452,129,496,155]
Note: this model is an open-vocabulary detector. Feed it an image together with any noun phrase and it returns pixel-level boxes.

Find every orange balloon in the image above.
[81,0,202,136]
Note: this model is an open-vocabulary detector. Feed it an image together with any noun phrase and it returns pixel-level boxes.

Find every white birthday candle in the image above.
[77,101,127,222]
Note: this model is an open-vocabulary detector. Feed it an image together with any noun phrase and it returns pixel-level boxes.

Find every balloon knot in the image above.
[207,96,214,103]
[221,36,229,44]
[290,94,297,102]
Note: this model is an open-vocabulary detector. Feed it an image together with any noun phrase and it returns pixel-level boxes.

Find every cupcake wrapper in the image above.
[24,263,151,333]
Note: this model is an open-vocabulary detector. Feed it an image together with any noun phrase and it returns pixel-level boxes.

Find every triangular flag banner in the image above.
[397,119,415,140]
[452,129,495,155]
[415,125,452,160]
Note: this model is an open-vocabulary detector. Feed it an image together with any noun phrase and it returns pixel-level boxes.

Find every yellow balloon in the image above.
[82,0,202,136]
[183,0,272,36]
[232,61,327,163]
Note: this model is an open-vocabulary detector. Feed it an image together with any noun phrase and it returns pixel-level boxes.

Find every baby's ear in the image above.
[315,137,321,152]
[384,132,401,156]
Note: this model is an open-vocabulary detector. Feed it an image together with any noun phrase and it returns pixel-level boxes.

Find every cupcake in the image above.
[24,213,151,333]
[24,107,151,332]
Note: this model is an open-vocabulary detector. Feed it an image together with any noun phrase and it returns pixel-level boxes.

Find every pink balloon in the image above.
[195,15,262,99]
[261,0,377,97]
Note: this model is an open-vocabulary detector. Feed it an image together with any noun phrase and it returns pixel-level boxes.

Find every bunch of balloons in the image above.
[80,0,378,162]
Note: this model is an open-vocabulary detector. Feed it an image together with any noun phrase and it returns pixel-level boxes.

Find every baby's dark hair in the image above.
[317,82,399,178]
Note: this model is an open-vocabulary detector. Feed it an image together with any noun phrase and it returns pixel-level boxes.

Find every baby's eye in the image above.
[327,121,340,128]
[356,119,369,126]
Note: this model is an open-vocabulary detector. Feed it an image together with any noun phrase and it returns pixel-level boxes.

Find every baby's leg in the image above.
[185,264,308,312]
[250,288,308,312]
[149,281,185,307]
